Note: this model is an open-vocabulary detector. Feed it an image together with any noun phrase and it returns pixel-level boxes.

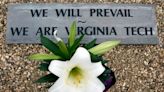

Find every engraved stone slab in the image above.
[6,4,159,44]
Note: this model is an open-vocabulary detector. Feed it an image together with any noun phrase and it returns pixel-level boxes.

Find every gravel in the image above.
[0,0,164,92]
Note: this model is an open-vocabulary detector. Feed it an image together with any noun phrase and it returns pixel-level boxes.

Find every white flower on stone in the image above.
[48,47,105,92]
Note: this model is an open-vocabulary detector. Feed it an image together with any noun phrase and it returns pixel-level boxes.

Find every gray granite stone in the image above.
[6,4,159,44]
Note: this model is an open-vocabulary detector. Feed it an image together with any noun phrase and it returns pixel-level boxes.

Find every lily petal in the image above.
[49,84,77,92]
[49,78,79,92]
[70,47,91,64]
[48,78,65,92]
[80,78,105,92]
[48,60,67,77]
[70,47,105,76]
[88,62,105,77]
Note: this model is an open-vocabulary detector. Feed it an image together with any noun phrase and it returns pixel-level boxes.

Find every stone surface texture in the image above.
[0,0,164,92]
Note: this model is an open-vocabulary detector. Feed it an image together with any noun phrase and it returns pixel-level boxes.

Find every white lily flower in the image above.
[48,47,105,92]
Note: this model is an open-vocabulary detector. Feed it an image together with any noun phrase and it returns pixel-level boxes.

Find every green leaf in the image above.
[90,52,103,62]
[98,67,112,82]
[28,53,61,60]
[40,35,63,58]
[101,60,108,65]
[71,35,84,50]
[90,52,108,64]
[84,39,97,49]
[98,66,116,90]
[57,41,69,59]
[35,73,58,83]
[68,21,76,47]
[89,41,120,55]
[38,63,49,71]
[69,35,84,57]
